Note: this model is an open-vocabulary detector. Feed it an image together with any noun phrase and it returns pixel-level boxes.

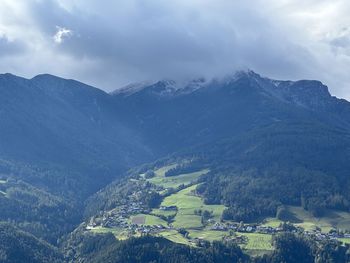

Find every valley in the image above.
[86,164,350,255]
[1,71,350,261]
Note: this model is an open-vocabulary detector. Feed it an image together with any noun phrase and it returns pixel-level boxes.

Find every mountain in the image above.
[111,70,350,154]
[0,73,154,197]
[0,73,155,243]
[1,70,350,261]
[89,70,350,221]
[0,223,63,263]
[2,70,348,199]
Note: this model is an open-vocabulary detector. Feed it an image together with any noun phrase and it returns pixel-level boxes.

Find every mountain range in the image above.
[0,70,350,261]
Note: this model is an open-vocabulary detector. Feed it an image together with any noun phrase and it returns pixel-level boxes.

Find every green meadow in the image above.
[129,214,168,226]
[151,208,177,218]
[188,229,227,241]
[148,168,209,189]
[281,206,350,232]
[90,226,133,240]
[240,233,274,251]
[161,184,226,228]
[89,164,350,254]
[158,230,192,246]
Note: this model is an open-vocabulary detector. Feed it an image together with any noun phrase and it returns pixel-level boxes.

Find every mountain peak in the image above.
[31,74,73,84]
[0,73,27,82]
[0,72,19,78]
[112,78,208,98]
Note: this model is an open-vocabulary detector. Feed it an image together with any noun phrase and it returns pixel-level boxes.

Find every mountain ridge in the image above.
[1,70,350,247]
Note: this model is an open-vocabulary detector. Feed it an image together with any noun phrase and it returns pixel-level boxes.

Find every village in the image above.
[87,200,350,247]
[86,166,350,249]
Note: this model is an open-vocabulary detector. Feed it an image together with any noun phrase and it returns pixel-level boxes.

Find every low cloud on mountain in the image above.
[0,0,349,98]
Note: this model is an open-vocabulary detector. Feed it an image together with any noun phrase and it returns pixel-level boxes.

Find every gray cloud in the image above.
[0,0,349,99]
[0,34,26,57]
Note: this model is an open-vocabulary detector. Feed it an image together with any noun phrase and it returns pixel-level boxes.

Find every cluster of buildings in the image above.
[210,221,283,234]
[87,200,148,229]
[210,221,350,244]
[85,177,350,247]
[304,229,350,241]
[132,223,169,235]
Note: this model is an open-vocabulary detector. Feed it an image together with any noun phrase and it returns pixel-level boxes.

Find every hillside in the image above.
[0,223,63,263]
[0,73,155,243]
[111,71,350,154]
[2,70,349,201]
[0,73,154,198]
[1,71,350,260]
[88,71,350,221]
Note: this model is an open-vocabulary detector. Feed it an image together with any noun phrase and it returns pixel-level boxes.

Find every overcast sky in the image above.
[0,0,349,98]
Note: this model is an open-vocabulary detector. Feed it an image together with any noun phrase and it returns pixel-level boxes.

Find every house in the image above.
[211,222,227,231]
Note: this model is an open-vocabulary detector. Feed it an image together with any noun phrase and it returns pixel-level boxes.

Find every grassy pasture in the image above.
[90,226,134,240]
[151,208,177,217]
[158,230,192,245]
[129,214,168,226]
[240,233,273,251]
[262,218,283,228]
[338,238,350,245]
[188,229,227,241]
[260,206,350,233]
[161,184,226,227]
[148,169,209,189]
[283,206,350,232]
[154,164,178,177]
[173,214,202,229]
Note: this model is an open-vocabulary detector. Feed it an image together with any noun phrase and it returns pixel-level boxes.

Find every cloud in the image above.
[53,26,72,44]
[0,34,27,56]
[0,0,349,99]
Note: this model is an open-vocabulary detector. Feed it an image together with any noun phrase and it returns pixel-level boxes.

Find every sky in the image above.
[0,0,349,99]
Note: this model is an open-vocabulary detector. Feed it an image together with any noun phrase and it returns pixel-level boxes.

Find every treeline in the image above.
[164,160,204,177]
[0,179,80,244]
[0,222,63,263]
[63,229,350,263]
[256,233,350,263]
[84,174,164,218]
[186,122,350,222]
[198,166,350,222]
[63,229,249,263]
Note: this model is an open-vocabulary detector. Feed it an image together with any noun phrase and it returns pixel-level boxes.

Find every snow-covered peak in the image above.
[112,78,208,98]
[111,81,155,97]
